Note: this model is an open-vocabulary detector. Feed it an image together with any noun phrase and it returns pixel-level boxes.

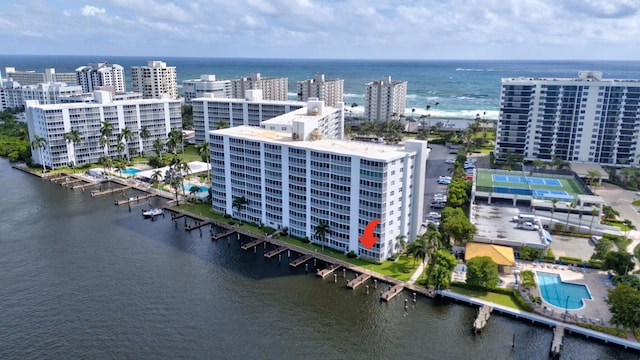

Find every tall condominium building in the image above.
[0,82,83,111]
[192,89,305,144]
[208,123,427,262]
[26,91,181,169]
[76,63,126,93]
[496,71,640,166]
[364,76,408,122]
[131,61,178,99]
[4,67,76,86]
[296,74,344,107]
[231,73,288,101]
[182,75,232,104]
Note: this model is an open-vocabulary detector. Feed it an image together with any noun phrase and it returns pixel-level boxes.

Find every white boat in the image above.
[143,208,163,218]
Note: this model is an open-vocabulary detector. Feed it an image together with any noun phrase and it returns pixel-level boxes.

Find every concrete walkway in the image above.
[407,260,425,284]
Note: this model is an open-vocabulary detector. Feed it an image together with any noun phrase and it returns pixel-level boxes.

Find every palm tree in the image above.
[589,209,600,234]
[153,138,165,161]
[119,126,133,161]
[177,160,191,196]
[565,201,576,232]
[139,126,151,157]
[115,141,125,161]
[168,128,185,159]
[623,219,636,240]
[394,235,407,261]
[150,169,162,189]
[197,141,211,184]
[30,135,48,173]
[232,196,249,220]
[99,135,110,157]
[549,198,559,229]
[216,120,229,129]
[164,165,183,206]
[407,237,427,269]
[64,128,82,170]
[314,220,331,252]
[189,185,200,202]
[587,170,600,190]
[100,120,113,155]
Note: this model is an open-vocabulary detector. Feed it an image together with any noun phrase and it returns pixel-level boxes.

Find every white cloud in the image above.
[81,5,106,17]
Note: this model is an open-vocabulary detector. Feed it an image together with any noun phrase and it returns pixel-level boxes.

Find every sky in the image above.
[1,0,639,60]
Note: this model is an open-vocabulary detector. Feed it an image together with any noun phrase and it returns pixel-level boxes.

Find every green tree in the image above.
[314,220,331,252]
[590,237,614,261]
[100,120,113,155]
[189,185,200,202]
[232,195,249,220]
[466,256,500,289]
[150,169,162,189]
[431,250,457,290]
[153,138,165,161]
[602,250,635,275]
[119,126,133,161]
[565,201,576,232]
[440,207,477,245]
[139,126,151,157]
[394,235,407,260]
[30,134,48,172]
[588,209,600,234]
[64,128,82,169]
[164,164,183,206]
[548,198,559,228]
[197,141,211,184]
[407,236,427,269]
[216,120,229,129]
[606,284,640,329]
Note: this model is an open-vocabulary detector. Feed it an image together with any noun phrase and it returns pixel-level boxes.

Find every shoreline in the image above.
[12,163,640,353]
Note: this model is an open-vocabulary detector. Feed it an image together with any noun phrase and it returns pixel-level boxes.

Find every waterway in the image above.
[0,158,635,359]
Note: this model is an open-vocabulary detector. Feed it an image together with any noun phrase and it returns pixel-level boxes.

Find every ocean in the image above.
[2,55,640,120]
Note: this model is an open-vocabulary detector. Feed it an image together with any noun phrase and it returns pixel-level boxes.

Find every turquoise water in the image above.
[182,183,208,192]
[536,272,592,310]
[121,167,141,176]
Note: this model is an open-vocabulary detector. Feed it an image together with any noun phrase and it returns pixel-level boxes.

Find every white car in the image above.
[519,222,539,231]
[428,212,442,219]
[445,158,456,164]
[590,235,601,244]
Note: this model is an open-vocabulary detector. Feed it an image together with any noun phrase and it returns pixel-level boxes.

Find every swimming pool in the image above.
[121,167,141,176]
[182,183,209,193]
[536,272,592,310]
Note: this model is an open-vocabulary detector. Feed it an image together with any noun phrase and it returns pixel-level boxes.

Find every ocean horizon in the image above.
[2,54,640,120]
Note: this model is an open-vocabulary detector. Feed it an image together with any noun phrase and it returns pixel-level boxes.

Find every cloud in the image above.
[81,5,106,17]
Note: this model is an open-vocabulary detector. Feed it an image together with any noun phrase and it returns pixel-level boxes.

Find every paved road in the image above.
[423,144,455,221]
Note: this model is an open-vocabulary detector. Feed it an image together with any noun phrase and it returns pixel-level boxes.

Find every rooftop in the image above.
[472,204,549,249]
[211,125,414,161]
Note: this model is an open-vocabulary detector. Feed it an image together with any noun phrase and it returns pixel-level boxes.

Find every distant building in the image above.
[182,75,232,104]
[4,67,76,86]
[76,63,126,93]
[496,71,640,166]
[131,61,178,99]
[231,73,288,101]
[191,89,305,144]
[0,82,83,111]
[26,91,181,169]
[364,76,407,122]
[296,74,344,107]
[208,121,427,262]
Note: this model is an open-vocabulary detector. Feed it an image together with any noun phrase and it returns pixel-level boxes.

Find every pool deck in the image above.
[504,261,613,326]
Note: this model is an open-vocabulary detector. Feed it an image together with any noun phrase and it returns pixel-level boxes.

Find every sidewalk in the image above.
[407,260,425,284]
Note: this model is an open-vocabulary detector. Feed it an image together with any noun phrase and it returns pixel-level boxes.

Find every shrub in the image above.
[302,236,310,243]
[347,250,357,258]
[263,226,276,235]
[520,270,536,288]
[576,323,627,338]
[558,256,584,265]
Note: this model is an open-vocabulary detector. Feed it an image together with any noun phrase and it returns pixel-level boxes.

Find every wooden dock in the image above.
[186,220,211,231]
[91,186,131,197]
[241,238,265,250]
[171,213,186,220]
[73,181,99,190]
[289,254,313,267]
[317,265,341,278]
[550,325,564,358]
[347,273,371,289]
[380,284,404,301]
[212,229,236,240]
[115,193,155,205]
[264,246,287,259]
[473,305,493,333]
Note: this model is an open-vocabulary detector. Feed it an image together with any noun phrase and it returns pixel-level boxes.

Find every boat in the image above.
[143,208,163,218]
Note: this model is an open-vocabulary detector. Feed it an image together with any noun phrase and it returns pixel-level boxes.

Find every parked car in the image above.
[426,219,440,227]
[590,235,601,244]
[428,211,442,219]
[445,158,456,164]
[431,202,446,209]
[519,222,539,231]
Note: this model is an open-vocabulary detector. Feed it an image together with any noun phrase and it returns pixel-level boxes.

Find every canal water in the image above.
[0,158,634,359]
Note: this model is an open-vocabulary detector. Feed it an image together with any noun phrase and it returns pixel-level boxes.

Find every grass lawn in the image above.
[449,285,528,311]
[175,203,421,281]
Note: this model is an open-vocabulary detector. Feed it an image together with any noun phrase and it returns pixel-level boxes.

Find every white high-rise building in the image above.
[208,124,427,262]
[76,63,126,93]
[364,76,407,122]
[0,82,83,111]
[496,71,640,166]
[296,74,344,107]
[182,75,232,104]
[4,67,76,86]
[191,89,305,144]
[231,73,288,101]
[26,91,181,169]
[131,61,178,99]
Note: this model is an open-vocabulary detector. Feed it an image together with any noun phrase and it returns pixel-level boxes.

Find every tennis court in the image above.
[492,175,562,187]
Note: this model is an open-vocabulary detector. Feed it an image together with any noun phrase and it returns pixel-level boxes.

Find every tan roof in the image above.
[465,242,515,266]
[569,162,608,180]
